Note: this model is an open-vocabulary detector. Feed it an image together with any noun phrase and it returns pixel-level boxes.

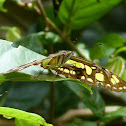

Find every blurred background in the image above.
[0,0,126,126]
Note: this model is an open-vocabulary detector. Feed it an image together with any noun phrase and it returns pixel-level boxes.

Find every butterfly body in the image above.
[40,50,74,69]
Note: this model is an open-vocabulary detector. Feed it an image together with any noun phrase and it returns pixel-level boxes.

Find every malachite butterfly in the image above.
[1,50,126,93]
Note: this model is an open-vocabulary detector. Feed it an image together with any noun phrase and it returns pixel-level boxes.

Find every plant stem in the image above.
[50,81,55,123]
[36,0,84,57]
[36,0,50,31]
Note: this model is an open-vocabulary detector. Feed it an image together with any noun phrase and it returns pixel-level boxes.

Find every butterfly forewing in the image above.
[53,56,126,92]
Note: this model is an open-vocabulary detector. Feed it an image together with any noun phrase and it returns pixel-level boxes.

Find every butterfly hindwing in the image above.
[53,56,126,92]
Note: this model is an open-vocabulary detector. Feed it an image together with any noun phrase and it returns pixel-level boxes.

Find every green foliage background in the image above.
[0,0,126,126]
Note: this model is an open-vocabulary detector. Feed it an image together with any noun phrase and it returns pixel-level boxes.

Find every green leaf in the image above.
[58,0,122,30]
[64,81,92,96]
[5,27,21,41]
[0,0,7,12]
[14,32,45,54]
[114,46,126,56]
[120,92,126,103]
[99,33,125,48]
[5,82,50,110]
[0,107,53,126]
[0,39,63,82]
[101,107,126,123]
[77,81,93,94]
[90,33,125,60]
[76,43,90,60]
[106,56,125,76]
[82,88,105,117]
[14,32,61,54]
[44,32,61,44]
[81,121,97,126]
[15,118,40,126]
[90,42,111,60]
[121,69,126,81]
[55,81,80,116]
[67,120,97,126]
[65,82,105,117]
[0,26,21,41]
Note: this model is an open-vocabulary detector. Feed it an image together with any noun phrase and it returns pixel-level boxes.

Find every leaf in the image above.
[82,88,105,117]
[65,82,105,117]
[14,32,61,54]
[5,82,50,110]
[67,120,97,126]
[77,81,93,94]
[0,0,7,12]
[99,33,125,48]
[0,26,21,41]
[121,69,126,81]
[76,43,90,60]
[90,42,111,60]
[120,92,126,103]
[0,107,53,126]
[64,81,92,96]
[81,121,97,126]
[58,0,122,29]
[55,81,80,116]
[44,32,61,44]
[0,39,63,82]
[101,107,126,123]
[90,33,125,60]
[106,56,125,76]
[114,46,126,56]
[15,118,40,126]
[14,32,45,54]
[5,27,21,41]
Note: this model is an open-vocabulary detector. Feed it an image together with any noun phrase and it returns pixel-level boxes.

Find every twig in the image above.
[49,81,55,123]
[63,0,76,34]
[36,0,84,57]
[37,0,47,21]
[36,0,50,31]
[54,106,121,125]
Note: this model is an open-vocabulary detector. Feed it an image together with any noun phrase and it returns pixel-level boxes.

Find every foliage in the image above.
[0,0,7,12]
[0,107,53,126]
[0,0,126,126]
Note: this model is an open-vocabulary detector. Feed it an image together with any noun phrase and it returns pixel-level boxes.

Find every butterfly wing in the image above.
[53,56,126,92]
[0,59,44,75]
[0,51,74,75]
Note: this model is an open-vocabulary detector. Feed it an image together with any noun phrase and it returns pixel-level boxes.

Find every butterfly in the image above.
[0,50,74,75]
[52,56,126,92]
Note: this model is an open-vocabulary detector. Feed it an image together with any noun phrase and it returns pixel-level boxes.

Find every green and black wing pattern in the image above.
[53,56,126,92]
